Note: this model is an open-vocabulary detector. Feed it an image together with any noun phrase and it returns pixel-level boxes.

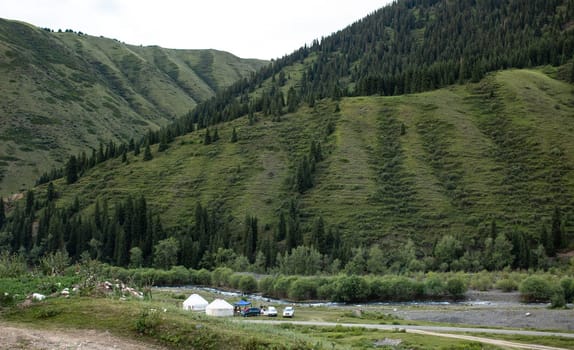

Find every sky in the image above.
[1,0,394,60]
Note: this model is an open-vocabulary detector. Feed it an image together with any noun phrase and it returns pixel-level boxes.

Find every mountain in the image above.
[0,18,267,195]
[2,0,574,272]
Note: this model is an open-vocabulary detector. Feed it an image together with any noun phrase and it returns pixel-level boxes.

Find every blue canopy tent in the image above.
[234,300,251,307]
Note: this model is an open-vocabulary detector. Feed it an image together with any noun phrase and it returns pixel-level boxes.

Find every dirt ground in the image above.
[0,323,164,350]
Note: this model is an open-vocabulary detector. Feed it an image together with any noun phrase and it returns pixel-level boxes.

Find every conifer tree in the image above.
[204,128,212,145]
[46,182,55,202]
[0,196,5,230]
[25,191,35,216]
[552,207,563,250]
[277,212,286,241]
[143,143,153,161]
[230,127,238,143]
[66,155,78,184]
[541,224,554,257]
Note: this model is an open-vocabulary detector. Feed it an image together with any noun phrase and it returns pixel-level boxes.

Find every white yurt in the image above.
[183,294,209,311]
[205,298,234,317]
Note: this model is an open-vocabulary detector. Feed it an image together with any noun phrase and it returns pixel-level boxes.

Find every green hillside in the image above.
[9,67,572,270]
[0,18,266,195]
[2,0,574,274]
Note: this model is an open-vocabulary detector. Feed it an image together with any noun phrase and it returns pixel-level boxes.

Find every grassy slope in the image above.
[2,293,573,350]
[44,68,574,249]
[0,18,267,196]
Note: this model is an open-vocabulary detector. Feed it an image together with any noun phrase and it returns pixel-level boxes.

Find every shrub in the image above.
[228,273,242,289]
[423,274,446,298]
[446,277,467,299]
[288,278,318,301]
[238,275,258,294]
[272,276,296,299]
[334,275,370,302]
[258,275,275,296]
[389,276,423,301]
[519,276,553,302]
[317,281,336,300]
[0,252,27,278]
[550,286,566,309]
[495,278,518,292]
[468,272,493,291]
[166,266,192,285]
[211,267,233,288]
[134,308,161,335]
[560,277,574,303]
[192,269,212,286]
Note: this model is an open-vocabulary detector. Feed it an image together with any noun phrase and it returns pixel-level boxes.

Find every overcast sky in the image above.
[2,0,394,60]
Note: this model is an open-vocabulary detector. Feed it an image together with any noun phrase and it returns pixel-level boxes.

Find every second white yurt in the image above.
[183,293,209,311]
[205,298,234,317]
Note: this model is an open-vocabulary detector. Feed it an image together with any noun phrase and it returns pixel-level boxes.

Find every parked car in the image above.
[262,306,277,317]
[240,307,261,317]
[282,306,294,318]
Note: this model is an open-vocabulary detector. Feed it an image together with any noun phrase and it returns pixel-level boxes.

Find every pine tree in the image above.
[277,212,286,241]
[66,155,78,184]
[230,127,238,143]
[143,143,153,161]
[46,182,55,202]
[551,207,563,250]
[541,224,554,257]
[0,196,5,230]
[204,129,212,145]
[213,128,219,142]
[25,190,35,216]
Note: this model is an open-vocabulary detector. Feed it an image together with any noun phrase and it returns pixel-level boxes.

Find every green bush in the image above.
[228,273,242,289]
[334,275,370,302]
[550,286,566,309]
[519,276,553,302]
[495,278,518,292]
[134,308,161,335]
[192,269,212,286]
[288,278,318,301]
[423,274,446,298]
[388,276,423,301]
[258,275,275,296]
[560,277,574,303]
[446,277,467,299]
[211,267,233,288]
[0,252,27,278]
[166,266,192,285]
[317,281,336,300]
[238,275,258,294]
[272,275,296,299]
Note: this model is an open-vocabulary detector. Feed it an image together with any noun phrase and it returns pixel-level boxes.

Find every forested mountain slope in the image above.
[0,18,266,195]
[1,0,574,273]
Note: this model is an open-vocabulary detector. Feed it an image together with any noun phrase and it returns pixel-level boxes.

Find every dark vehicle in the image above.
[240,307,261,317]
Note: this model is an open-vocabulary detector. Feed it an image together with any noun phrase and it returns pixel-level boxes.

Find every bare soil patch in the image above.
[0,323,164,350]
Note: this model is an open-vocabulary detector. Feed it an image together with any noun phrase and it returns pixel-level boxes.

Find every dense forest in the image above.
[2,0,574,275]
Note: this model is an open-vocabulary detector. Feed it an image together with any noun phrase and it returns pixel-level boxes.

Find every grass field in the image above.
[2,290,573,350]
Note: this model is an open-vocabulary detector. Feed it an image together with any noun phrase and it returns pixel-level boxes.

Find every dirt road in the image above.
[0,323,164,350]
